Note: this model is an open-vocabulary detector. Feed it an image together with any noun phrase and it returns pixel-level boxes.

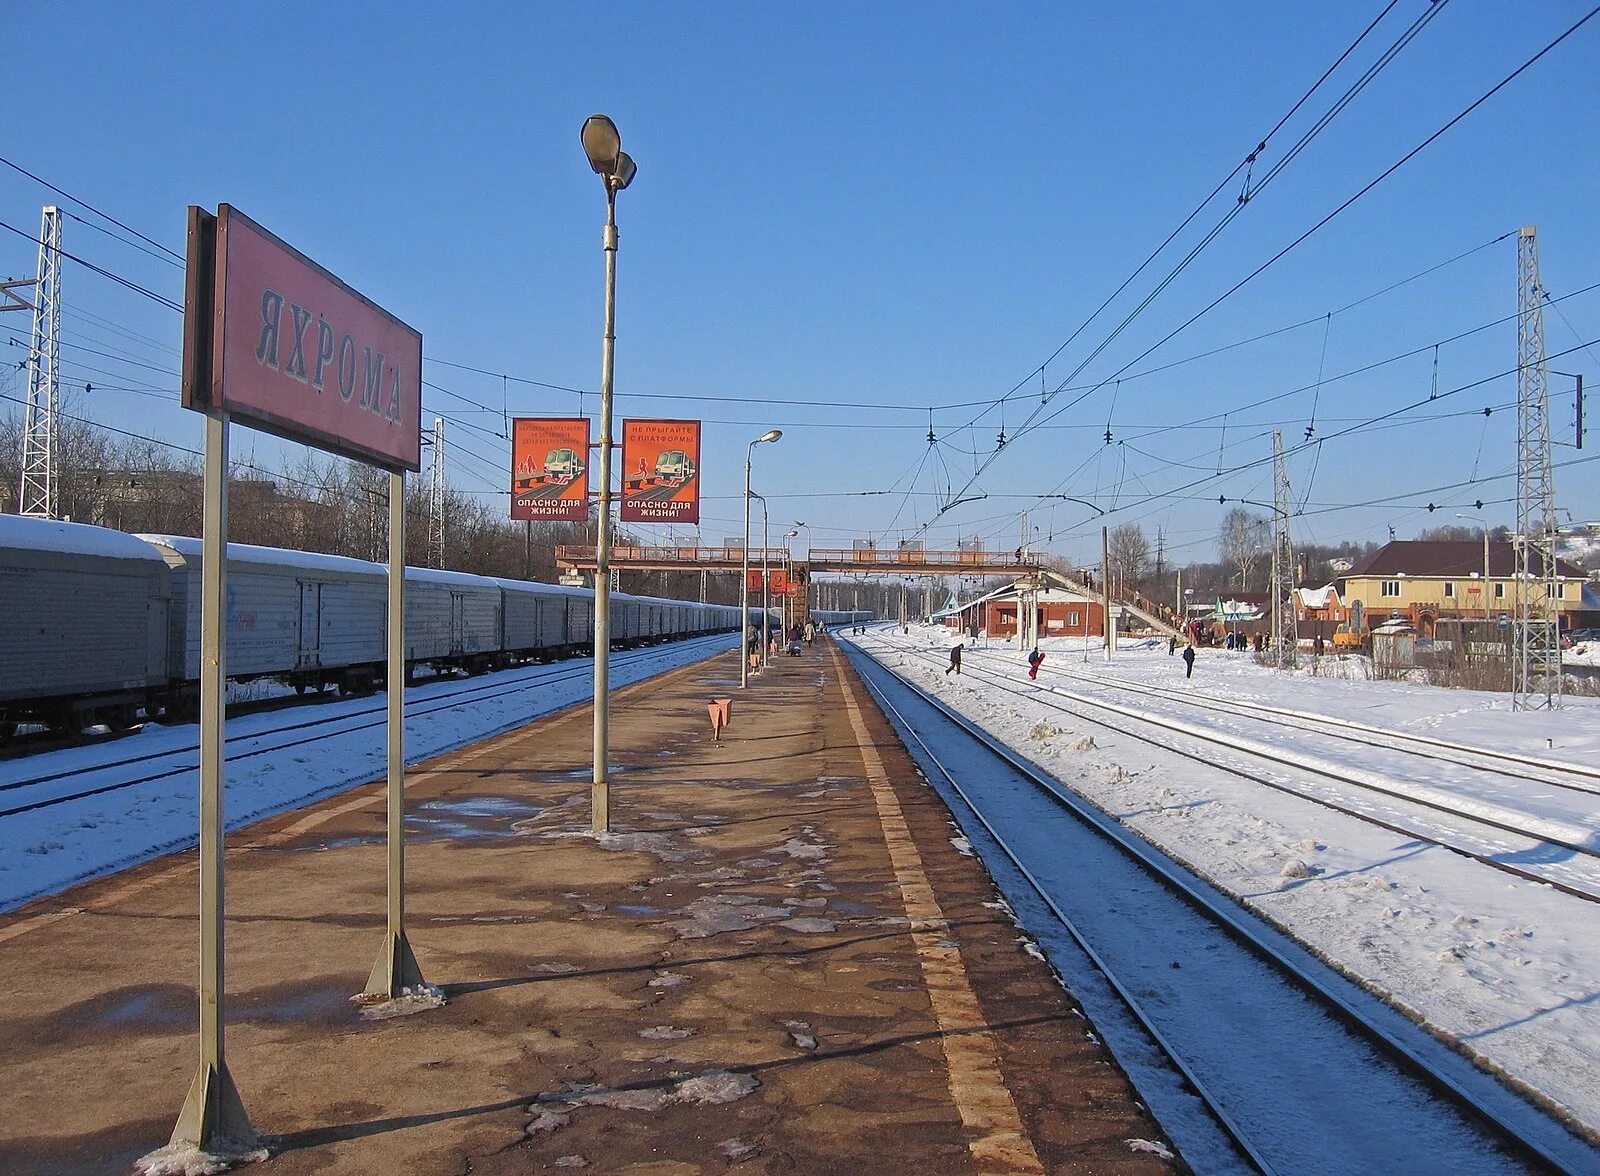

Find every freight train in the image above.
[0,515,869,737]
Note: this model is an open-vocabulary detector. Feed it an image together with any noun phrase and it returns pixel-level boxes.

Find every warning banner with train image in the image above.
[620,419,701,523]
[511,417,590,522]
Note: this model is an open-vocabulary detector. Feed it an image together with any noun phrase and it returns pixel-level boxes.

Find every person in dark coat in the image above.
[1168,634,1177,656]
[1313,633,1325,657]
[1027,647,1045,680]
[946,643,963,675]
[1182,644,1196,678]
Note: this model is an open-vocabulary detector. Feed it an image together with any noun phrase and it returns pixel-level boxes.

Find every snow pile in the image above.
[133,1139,269,1176]
[351,983,446,1021]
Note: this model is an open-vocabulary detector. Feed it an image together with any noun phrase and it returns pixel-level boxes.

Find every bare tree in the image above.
[1217,508,1269,591]
[1107,523,1150,596]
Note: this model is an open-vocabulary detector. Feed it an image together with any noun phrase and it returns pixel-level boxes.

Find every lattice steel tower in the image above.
[427,416,446,568]
[1269,431,1299,669]
[19,206,62,519]
[1514,226,1561,710]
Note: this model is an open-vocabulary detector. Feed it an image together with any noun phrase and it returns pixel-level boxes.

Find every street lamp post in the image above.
[581,114,637,835]
[740,429,782,687]
[784,528,800,634]
[755,493,772,661]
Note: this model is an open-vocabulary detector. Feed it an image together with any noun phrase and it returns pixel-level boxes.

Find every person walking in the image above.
[1027,647,1045,681]
[1182,643,1196,679]
[1313,633,1325,657]
[946,643,963,675]
[1168,634,1177,656]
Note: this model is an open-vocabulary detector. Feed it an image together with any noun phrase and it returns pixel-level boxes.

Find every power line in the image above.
[0,152,185,262]
[0,216,182,312]
[1023,5,1600,447]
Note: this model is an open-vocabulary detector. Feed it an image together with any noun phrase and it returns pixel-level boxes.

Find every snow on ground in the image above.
[850,623,1600,1139]
[0,636,735,912]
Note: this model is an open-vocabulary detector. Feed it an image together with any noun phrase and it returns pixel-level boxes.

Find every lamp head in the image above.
[757,429,782,444]
[611,151,637,191]
[581,115,622,175]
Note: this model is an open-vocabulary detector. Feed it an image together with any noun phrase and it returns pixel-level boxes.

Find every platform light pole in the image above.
[582,113,637,834]
[740,429,782,687]
[784,528,800,632]
[754,492,772,661]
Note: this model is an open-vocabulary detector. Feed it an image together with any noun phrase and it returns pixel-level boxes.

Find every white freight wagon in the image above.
[0,516,170,732]
[405,567,502,673]
[141,536,388,693]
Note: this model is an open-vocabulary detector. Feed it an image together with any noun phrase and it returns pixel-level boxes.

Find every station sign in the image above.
[511,417,591,521]
[620,419,700,523]
[183,204,422,472]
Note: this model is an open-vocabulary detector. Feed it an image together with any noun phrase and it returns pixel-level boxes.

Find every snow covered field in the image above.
[0,636,736,913]
[847,624,1600,1141]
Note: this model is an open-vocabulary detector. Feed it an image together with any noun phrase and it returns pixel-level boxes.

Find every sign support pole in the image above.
[170,408,259,1152]
[366,469,427,997]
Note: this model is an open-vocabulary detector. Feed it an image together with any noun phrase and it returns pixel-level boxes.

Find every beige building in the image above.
[1340,540,1585,633]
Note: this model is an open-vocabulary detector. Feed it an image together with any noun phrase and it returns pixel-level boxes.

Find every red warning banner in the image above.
[620,419,700,524]
[511,418,590,522]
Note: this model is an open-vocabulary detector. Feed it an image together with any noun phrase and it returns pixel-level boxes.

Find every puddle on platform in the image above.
[613,904,663,916]
[536,765,641,782]
[407,794,545,841]
[236,979,362,1026]
[77,983,192,1033]
[314,834,384,850]
[830,901,879,916]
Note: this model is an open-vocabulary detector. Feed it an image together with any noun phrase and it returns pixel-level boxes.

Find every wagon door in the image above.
[297,581,322,668]
[450,592,467,656]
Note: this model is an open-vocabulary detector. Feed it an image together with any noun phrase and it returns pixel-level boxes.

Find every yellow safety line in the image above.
[829,646,1044,1175]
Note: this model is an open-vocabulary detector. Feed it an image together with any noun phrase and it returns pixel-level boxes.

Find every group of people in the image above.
[748,620,817,672]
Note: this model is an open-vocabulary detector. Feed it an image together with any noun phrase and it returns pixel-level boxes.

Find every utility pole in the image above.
[20,206,62,519]
[1270,430,1299,669]
[1102,525,1113,662]
[1514,226,1561,710]
[1154,526,1165,582]
[427,416,446,568]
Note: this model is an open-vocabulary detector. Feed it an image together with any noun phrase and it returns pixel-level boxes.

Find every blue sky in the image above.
[5,1,1598,572]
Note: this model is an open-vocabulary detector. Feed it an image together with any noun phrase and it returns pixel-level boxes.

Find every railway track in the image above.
[883,642,1600,903]
[846,645,1598,1174]
[0,634,735,822]
[1044,657,1600,797]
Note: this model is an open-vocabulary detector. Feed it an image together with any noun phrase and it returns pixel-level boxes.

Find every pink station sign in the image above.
[185,204,422,472]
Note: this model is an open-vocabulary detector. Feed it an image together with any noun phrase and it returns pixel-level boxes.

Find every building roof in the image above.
[1347,540,1583,580]
[1295,584,1341,609]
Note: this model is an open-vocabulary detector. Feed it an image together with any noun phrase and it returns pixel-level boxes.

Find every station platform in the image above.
[0,638,1174,1175]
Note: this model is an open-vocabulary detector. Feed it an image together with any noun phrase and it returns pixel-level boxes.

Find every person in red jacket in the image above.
[1027,647,1045,680]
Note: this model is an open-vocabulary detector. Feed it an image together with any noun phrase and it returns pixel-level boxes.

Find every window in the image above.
[1381,580,1402,597]
[1494,583,1505,599]
[1067,609,1081,627]
[1442,582,1455,598]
